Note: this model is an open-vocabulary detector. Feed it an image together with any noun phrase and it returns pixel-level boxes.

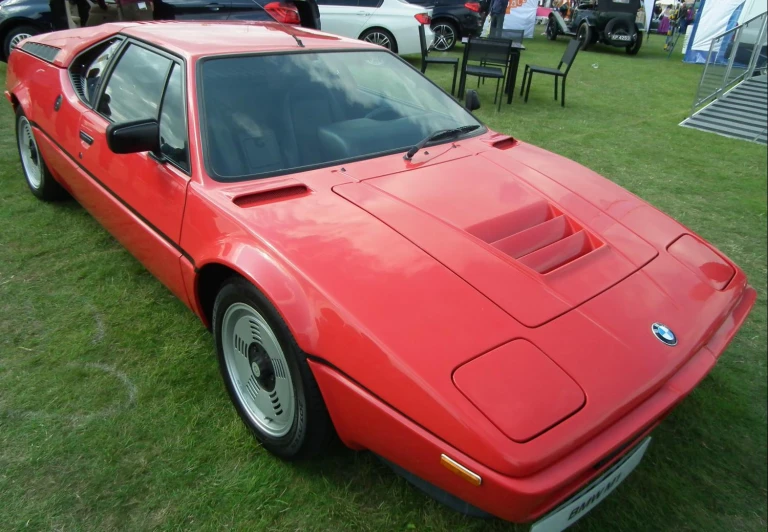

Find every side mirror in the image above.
[465,89,481,112]
[106,118,160,155]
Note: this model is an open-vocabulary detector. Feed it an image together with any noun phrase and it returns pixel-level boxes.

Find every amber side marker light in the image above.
[440,454,482,486]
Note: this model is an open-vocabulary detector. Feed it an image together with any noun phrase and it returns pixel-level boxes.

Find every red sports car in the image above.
[5,21,756,530]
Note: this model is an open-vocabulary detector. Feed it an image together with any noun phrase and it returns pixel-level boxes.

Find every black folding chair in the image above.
[460,36,513,111]
[419,24,459,95]
[520,38,580,107]
[479,29,523,87]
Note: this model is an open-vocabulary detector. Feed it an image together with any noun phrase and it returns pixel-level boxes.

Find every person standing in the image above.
[111,0,154,21]
[664,2,684,51]
[490,0,507,37]
[86,0,119,25]
[678,2,692,36]
[86,0,154,25]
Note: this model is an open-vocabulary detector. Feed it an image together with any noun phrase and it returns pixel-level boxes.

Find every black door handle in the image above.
[79,131,94,145]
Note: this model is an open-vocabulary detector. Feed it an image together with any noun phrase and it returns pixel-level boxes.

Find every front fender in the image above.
[180,182,320,352]
[193,242,318,351]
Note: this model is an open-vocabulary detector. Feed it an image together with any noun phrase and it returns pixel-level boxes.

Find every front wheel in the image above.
[16,108,67,201]
[360,28,398,53]
[431,21,457,51]
[546,17,558,40]
[576,23,591,50]
[3,25,40,60]
[626,35,642,55]
[213,277,334,459]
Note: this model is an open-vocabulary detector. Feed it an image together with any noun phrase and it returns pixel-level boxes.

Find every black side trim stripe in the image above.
[30,121,195,266]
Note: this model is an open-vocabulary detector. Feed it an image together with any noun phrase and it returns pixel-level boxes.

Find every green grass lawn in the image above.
[1,31,766,531]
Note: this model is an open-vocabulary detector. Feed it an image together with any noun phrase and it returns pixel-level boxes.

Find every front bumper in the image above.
[309,285,756,523]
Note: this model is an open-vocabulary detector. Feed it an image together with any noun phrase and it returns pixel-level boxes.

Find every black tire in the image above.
[3,25,40,60]
[576,22,591,50]
[213,277,334,460]
[359,28,398,53]
[15,107,67,201]
[626,34,642,55]
[431,20,458,51]
[546,17,558,40]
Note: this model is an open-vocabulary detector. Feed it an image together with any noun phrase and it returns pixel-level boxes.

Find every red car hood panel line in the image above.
[333,153,658,327]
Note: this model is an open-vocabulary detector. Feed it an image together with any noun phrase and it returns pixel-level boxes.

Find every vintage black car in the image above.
[546,0,643,55]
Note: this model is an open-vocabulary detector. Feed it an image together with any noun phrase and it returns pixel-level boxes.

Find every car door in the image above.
[317,0,370,38]
[77,42,191,302]
[154,0,232,20]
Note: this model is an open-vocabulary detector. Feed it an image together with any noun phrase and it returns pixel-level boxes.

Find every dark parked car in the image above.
[408,0,488,51]
[0,0,320,60]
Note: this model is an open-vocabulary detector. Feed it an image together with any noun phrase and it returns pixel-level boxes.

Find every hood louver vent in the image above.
[20,42,61,63]
[468,203,603,274]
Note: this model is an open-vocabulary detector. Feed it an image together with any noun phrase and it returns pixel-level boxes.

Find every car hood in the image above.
[202,136,750,475]
[333,146,658,328]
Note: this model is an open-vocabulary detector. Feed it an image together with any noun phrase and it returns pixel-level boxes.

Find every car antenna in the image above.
[248,0,305,47]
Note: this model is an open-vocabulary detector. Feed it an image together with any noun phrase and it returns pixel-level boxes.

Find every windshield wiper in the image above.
[403,125,480,160]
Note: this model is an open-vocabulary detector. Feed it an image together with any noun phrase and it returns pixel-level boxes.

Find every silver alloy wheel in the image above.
[18,116,42,190]
[221,302,296,438]
[10,32,32,50]
[363,31,392,50]
[432,24,455,51]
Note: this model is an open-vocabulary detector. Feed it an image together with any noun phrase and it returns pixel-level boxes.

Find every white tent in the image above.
[691,0,744,56]
[503,0,538,38]
[738,0,768,23]
[684,0,767,63]
[643,0,655,31]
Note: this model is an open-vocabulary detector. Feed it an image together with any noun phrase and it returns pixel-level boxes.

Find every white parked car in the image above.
[318,0,434,55]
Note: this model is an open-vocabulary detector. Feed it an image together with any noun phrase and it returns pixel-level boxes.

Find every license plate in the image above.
[613,35,631,41]
[530,438,651,532]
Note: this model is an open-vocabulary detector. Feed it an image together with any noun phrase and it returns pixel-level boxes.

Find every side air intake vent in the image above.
[467,202,603,274]
[20,42,61,63]
[70,73,86,100]
[232,184,309,207]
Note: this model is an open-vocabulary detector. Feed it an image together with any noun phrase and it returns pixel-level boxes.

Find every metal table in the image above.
[458,38,526,106]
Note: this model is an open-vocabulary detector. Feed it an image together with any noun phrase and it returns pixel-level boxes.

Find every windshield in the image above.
[199,50,482,180]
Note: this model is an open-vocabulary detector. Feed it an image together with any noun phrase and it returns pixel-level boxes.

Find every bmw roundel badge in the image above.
[651,323,678,346]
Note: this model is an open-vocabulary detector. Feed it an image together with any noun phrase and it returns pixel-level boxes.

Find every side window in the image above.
[317,0,358,5]
[98,44,172,123]
[79,39,122,105]
[158,64,189,172]
[357,0,382,6]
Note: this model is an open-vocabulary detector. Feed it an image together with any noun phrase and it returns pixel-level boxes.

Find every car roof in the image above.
[119,21,374,60]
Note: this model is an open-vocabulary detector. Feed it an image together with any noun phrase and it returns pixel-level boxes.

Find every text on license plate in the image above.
[530,437,651,532]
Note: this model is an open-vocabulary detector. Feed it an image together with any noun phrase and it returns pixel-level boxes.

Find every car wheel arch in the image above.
[194,254,316,353]
[359,26,398,53]
[0,19,46,60]
[432,16,460,30]
[7,91,21,112]
[7,88,34,128]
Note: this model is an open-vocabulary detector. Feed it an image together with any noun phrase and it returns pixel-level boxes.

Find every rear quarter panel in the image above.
[7,48,83,173]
